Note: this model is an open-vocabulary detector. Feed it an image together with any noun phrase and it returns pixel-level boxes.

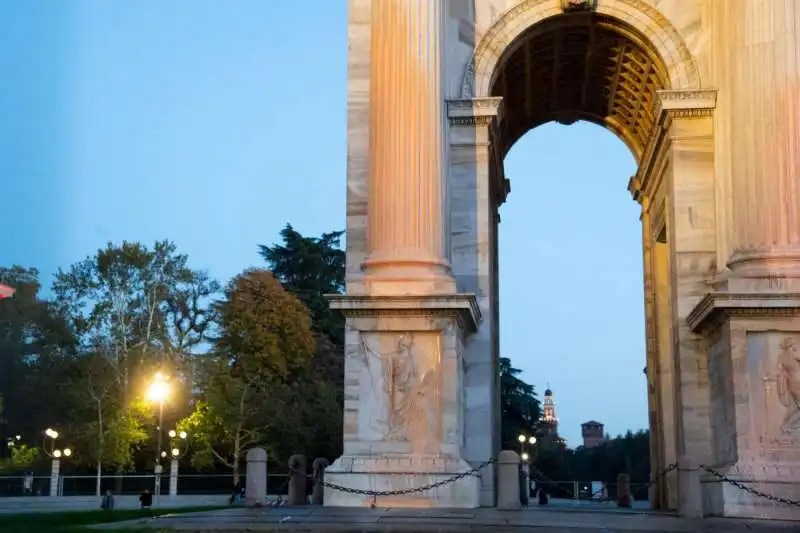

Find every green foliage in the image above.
[259,226,346,461]
[215,268,316,378]
[0,444,42,472]
[258,224,345,347]
[181,268,316,480]
[0,266,75,446]
[500,357,542,451]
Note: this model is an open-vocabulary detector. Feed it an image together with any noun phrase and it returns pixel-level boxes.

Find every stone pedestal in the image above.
[245,448,267,507]
[324,455,480,508]
[677,457,703,518]
[496,451,520,510]
[49,459,60,497]
[689,296,800,520]
[324,294,483,508]
[169,459,178,496]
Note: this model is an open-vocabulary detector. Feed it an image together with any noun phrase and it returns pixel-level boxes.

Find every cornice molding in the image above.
[687,291,800,334]
[327,293,482,333]
[447,97,504,126]
[630,89,718,203]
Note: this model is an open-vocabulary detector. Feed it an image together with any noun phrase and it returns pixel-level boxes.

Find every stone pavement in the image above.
[93,506,800,532]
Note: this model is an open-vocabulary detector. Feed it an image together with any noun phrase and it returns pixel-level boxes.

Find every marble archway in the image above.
[332,0,800,520]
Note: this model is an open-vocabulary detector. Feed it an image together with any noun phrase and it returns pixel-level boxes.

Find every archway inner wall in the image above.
[446,0,715,514]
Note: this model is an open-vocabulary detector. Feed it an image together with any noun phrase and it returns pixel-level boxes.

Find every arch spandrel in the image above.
[462,0,701,100]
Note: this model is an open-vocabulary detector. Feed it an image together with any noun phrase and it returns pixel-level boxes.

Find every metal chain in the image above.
[699,464,800,508]
[284,459,799,508]
[317,457,496,501]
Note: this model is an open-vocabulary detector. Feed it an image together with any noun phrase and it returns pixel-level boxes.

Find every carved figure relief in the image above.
[776,337,800,435]
[561,0,597,12]
[359,332,441,453]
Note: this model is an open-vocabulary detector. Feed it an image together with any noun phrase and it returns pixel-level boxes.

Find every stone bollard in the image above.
[677,455,703,518]
[245,448,267,507]
[497,450,521,510]
[311,457,329,505]
[287,454,307,505]
[617,473,631,508]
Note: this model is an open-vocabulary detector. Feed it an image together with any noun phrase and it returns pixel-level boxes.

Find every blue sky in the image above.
[0,1,645,446]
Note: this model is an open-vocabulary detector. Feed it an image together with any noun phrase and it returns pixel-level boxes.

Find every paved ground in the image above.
[92,506,800,532]
[0,494,229,514]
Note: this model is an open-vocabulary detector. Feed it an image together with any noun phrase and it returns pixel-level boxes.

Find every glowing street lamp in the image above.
[147,373,172,507]
[166,428,189,496]
[42,429,71,497]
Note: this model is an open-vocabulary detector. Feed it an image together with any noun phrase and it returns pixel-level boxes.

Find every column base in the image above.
[723,245,800,292]
[689,292,800,521]
[360,254,457,296]
[323,455,481,508]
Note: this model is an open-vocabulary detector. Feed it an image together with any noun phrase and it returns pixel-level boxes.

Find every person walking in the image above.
[101,490,115,511]
[23,473,33,496]
[139,488,153,509]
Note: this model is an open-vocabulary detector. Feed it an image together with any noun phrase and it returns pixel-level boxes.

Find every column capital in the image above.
[447,97,503,126]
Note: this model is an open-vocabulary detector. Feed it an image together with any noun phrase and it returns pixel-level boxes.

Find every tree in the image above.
[183,269,316,481]
[51,241,217,493]
[258,225,345,347]
[500,357,542,452]
[0,266,75,451]
[258,226,347,460]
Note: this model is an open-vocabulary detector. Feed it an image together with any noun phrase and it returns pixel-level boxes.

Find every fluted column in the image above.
[724,0,800,282]
[361,0,452,292]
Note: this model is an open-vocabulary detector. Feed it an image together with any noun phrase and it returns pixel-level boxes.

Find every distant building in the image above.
[581,420,605,448]
[539,385,567,447]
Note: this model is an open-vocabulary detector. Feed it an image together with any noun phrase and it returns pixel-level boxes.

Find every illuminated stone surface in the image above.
[333,0,800,519]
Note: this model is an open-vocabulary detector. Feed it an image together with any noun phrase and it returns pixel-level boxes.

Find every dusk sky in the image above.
[0,1,645,445]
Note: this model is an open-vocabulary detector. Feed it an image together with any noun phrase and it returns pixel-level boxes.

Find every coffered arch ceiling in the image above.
[490,13,669,161]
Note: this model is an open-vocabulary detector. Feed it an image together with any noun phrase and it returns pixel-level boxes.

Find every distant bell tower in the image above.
[539,385,559,436]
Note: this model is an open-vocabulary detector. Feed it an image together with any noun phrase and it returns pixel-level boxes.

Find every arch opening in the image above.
[490,13,669,160]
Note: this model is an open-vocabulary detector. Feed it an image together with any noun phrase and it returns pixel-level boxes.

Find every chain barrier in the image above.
[699,464,800,508]
[314,458,496,508]
[281,458,800,509]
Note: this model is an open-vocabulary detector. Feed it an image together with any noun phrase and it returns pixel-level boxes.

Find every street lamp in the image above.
[147,373,171,507]
[166,429,189,497]
[43,429,71,497]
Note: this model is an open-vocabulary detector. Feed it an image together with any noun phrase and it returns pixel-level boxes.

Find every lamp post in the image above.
[146,373,171,508]
[43,429,72,497]
[517,434,537,484]
[167,429,189,497]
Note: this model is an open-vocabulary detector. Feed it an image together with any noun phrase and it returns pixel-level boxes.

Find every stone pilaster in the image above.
[722,0,800,288]
[446,96,503,507]
[632,89,718,515]
[361,0,454,295]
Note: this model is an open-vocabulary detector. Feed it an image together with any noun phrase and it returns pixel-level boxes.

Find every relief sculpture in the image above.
[776,337,800,435]
[360,332,441,453]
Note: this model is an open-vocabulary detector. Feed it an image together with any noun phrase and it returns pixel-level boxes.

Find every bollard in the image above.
[245,448,267,507]
[287,454,307,505]
[677,455,703,518]
[311,457,328,505]
[169,458,179,497]
[497,450,521,510]
[617,473,631,508]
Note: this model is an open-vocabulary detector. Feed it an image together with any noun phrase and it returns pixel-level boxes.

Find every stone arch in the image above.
[462,0,701,99]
